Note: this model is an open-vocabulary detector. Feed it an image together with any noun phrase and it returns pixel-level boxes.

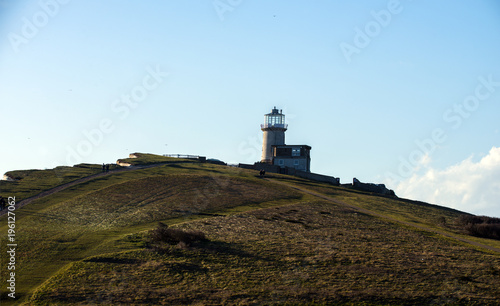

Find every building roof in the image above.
[265,106,283,116]
[272,144,312,150]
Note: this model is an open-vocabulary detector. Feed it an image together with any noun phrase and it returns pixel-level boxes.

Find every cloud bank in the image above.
[395,147,500,217]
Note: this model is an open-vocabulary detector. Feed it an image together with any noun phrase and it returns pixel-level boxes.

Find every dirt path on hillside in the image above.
[0,163,171,218]
[267,178,500,254]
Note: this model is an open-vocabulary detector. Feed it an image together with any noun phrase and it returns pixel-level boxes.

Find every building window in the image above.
[278,159,284,166]
[294,160,299,166]
[292,148,300,157]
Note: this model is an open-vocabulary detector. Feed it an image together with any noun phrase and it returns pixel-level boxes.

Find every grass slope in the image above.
[116,152,191,166]
[1,154,499,305]
[32,202,500,304]
[0,161,302,304]
[0,164,119,201]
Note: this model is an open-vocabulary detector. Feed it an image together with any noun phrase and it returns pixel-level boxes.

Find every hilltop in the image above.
[1,153,500,305]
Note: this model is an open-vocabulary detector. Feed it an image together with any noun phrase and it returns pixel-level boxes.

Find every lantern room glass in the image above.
[265,114,284,125]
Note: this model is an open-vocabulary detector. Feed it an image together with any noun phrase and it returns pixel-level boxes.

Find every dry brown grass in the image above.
[2,171,301,304]
[31,201,500,305]
[6,161,499,305]
[37,174,301,230]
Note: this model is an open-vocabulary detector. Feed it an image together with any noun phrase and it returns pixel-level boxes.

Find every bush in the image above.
[149,222,208,247]
[457,215,500,240]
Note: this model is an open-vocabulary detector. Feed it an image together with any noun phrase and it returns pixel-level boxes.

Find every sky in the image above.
[0,0,499,217]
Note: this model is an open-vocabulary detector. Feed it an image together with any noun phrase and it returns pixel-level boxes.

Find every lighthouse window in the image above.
[267,115,283,125]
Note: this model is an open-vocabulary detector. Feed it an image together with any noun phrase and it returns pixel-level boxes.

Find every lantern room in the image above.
[261,106,287,129]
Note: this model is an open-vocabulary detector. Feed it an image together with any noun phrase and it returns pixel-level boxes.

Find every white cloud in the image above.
[418,152,432,168]
[395,147,500,217]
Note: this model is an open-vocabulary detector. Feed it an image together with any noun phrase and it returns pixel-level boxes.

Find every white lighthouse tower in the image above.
[261,107,287,163]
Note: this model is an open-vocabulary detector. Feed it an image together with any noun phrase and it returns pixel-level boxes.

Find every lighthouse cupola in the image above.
[264,107,286,128]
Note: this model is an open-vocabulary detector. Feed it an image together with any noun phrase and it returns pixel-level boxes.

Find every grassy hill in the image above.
[1,154,499,305]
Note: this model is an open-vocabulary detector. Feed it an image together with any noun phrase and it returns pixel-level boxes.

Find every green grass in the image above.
[0,164,119,201]
[29,202,500,305]
[1,154,499,305]
[271,175,500,253]
[116,152,193,166]
[0,152,195,202]
[0,162,303,304]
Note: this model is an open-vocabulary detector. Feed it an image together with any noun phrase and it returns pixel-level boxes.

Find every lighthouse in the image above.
[261,107,287,163]
[260,107,311,172]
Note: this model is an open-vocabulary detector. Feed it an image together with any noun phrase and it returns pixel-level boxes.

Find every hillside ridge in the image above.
[268,178,500,254]
[0,161,173,218]
[1,153,500,304]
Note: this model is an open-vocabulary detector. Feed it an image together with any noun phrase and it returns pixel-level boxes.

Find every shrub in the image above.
[457,215,500,240]
[149,222,208,247]
[437,216,447,226]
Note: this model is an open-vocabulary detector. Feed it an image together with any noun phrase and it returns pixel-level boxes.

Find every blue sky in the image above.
[1,0,499,217]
